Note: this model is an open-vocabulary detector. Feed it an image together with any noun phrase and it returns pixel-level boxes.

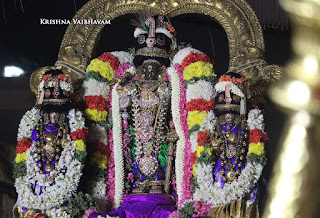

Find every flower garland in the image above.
[111,84,124,208]
[14,109,88,212]
[193,109,266,206]
[170,47,216,206]
[83,51,134,211]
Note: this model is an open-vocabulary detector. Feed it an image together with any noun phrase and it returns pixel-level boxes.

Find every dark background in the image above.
[0,0,291,217]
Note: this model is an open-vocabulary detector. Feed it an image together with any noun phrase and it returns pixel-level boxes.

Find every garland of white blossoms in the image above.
[15,109,86,210]
[193,109,265,205]
[167,66,186,201]
[111,84,125,208]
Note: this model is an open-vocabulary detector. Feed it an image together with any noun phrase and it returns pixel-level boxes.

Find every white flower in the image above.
[110,51,134,64]
[190,132,198,153]
[17,108,41,141]
[82,78,110,99]
[15,108,87,211]
[186,80,215,102]
[247,109,264,130]
[112,84,125,208]
[68,109,85,132]
[200,111,216,133]
[168,66,186,202]
[172,47,201,66]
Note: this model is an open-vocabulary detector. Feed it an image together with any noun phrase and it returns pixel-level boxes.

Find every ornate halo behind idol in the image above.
[214,72,251,118]
[37,67,74,105]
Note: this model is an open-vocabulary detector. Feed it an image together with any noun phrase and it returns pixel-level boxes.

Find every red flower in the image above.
[249,129,267,143]
[85,95,109,111]
[181,52,211,70]
[218,75,246,84]
[41,74,52,81]
[98,52,120,70]
[70,128,88,141]
[187,99,215,112]
[57,74,67,81]
[191,151,197,165]
[92,142,110,157]
[16,137,32,153]
[197,131,211,147]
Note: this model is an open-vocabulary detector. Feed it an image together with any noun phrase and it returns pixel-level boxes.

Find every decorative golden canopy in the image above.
[30,0,284,95]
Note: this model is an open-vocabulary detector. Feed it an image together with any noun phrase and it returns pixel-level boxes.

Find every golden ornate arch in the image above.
[30,0,284,96]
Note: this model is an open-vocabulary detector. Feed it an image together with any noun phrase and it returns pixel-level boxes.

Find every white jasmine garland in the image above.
[68,109,86,132]
[189,132,198,153]
[110,51,134,64]
[200,111,216,133]
[186,80,215,102]
[112,84,125,208]
[193,109,265,206]
[172,47,201,66]
[46,207,71,218]
[15,109,87,211]
[215,81,244,98]
[194,162,263,205]
[17,108,41,141]
[247,109,264,131]
[83,78,110,99]
[91,180,108,212]
[168,66,186,202]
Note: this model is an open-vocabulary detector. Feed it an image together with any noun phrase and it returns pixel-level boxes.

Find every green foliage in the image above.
[184,75,217,86]
[85,71,107,83]
[188,125,200,136]
[74,150,87,163]
[247,153,267,165]
[197,150,214,165]
[64,192,95,217]
[13,162,26,179]
[178,201,196,217]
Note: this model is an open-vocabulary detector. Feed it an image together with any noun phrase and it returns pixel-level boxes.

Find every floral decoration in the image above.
[14,109,89,215]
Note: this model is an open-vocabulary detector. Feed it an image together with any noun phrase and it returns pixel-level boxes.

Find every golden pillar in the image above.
[264,0,320,217]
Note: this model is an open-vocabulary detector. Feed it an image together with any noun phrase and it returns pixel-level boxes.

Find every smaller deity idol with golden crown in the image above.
[13,67,94,217]
[177,72,267,217]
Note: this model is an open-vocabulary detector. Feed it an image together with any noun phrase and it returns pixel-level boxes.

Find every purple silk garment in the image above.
[98,194,176,218]
[213,123,247,188]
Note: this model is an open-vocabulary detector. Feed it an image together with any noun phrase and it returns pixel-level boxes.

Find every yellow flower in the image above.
[193,164,197,177]
[86,58,115,81]
[90,151,108,169]
[75,140,85,151]
[85,108,108,122]
[248,142,264,156]
[187,110,208,129]
[183,61,215,81]
[196,146,204,157]
[15,152,27,163]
